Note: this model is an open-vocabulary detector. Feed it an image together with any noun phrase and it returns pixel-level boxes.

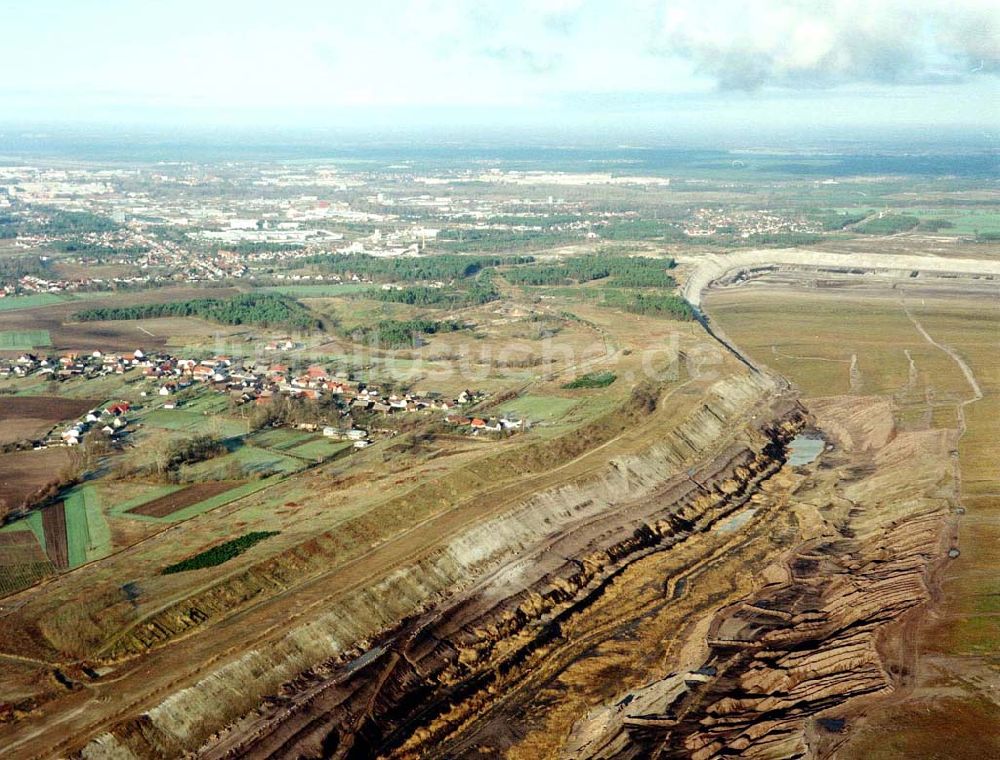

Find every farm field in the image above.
[40,502,69,570]
[125,481,241,518]
[0,530,55,596]
[104,483,184,516]
[284,437,353,460]
[0,394,98,445]
[0,447,72,519]
[261,283,375,297]
[0,329,51,351]
[63,485,112,565]
[180,445,305,479]
[0,287,245,353]
[115,477,280,524]
[0,293,73,312]
[0,526,53,596]
[141,408,248,438]
[247,427,316,450]
[7,487,106,572]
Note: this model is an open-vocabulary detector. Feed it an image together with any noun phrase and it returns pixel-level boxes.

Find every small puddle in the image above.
[787,434,824,466]
[344,644,388,675]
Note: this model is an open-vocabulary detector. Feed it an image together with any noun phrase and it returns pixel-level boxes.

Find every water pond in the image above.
[787,434,825,466]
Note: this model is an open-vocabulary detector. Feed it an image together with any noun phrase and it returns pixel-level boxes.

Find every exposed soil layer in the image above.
[125,481,242,518]
[188,392,955,760]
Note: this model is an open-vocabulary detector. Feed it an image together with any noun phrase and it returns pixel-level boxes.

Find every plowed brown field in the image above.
[126,482,241,518]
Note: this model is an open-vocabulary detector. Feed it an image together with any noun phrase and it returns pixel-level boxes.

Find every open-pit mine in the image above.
[0,245,994,760]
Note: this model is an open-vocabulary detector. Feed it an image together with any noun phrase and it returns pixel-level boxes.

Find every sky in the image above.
[2,0,998,139]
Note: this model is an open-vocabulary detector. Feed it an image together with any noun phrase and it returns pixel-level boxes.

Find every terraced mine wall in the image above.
[193,383,806,759]
[78,374,805,759]
[562,399,957,759]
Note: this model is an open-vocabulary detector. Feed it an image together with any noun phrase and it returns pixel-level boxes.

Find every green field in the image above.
[247,427,316,451]
[180,445,305,480]
[0,330,52,350]
[0,291,106,312]
[495,394,577,422]
[142,408,248,438]
[261,283,375,297]
[0,293,70,312]
[64,486,112,565]
[286,438,353,460]
[903,209,1000,236]
[178,392,233,415]
[26,511,45,551]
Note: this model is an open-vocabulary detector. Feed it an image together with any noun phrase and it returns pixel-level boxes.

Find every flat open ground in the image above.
[0,329,51,351]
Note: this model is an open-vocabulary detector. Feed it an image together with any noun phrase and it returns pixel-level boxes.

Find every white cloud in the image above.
[650,0,999,88]
[1,0,996,122]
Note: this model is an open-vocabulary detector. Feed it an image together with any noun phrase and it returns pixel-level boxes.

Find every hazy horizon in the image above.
[4,1,997,138]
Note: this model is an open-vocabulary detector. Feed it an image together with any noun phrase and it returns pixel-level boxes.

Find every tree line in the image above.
[52,241,150,256]
[302,252,534,282]
[503,254,677,287]
[363,274,500,308]
[437,228,579,251]
[348,318,467,349]
[74,292,319,330]
[601,291,695,320]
